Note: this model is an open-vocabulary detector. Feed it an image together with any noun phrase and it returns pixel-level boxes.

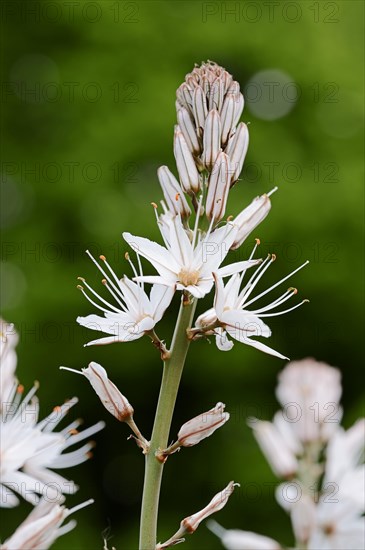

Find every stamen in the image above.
[267,186,278,197]
[238,255,273,305]
[79,278,121,314]
[248,238,260,261]
[244,260,309,309]
[77,286,113,314]
[253,289,297,314]
[67,499,94,516]
[151,202,158,209]
[85,251,125,302]
[59,366,83,376]
[259,299,309,317]
[101,280,128,312]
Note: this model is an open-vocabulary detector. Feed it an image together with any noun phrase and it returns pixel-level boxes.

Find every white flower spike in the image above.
[123,213,258,299]
[76,250,175,346]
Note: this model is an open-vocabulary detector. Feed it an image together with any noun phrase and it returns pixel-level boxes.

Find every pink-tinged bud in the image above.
[231,193,271,250]
[158,166,191,218]
[177,402,229,447]
[181,481,238,533]
[248,417,298,478]
[203,110,222,170]
[227,81,244,127]
[192,86,208,134]
[177,108,200,154]
[176,82,193,113]
[220,95,236,146]
[209,77,225,111]
[81,362,134,422]
[174,127,201,194]
[206,153,230,223]
[225,122,249,184]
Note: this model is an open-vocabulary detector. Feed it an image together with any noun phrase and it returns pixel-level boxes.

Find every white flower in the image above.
[76,250,175,346]
[0,384,104,508]
[207,520,281,550]
[324,418,365,484]
[123,213,257,299]
[276,359,343,443]
[307,498,365,550]
[195,245,309,358]
[248,413,299,478]
[0,497,93,550]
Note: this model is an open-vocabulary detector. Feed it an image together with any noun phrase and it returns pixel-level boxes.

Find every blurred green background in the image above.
[1,0,364,548]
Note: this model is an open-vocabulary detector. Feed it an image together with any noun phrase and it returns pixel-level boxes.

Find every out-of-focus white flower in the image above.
[0,497,93,550]
[124,214,257,298]
[276,359,343,443]
[248,414,299,478]
[307,498,365,550]
[324,418,365,483]
[0,384,104,508]
[195,244,308,358]
[177,402,229,447]
[0,320,18,405]
[207,520,281,550]
[77,250,175,346]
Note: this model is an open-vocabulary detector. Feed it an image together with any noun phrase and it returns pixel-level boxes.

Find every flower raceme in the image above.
[194,243,309,359]
[76,250,175,346]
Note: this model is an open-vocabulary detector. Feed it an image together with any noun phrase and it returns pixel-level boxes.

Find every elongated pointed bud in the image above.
[177,402,229,447]
[248,417,298,478]
[177,108,200,154]
[158,166,191,218]
[181,481,238,533]
[231,193,271,250]
[192,86,208,135]
[203,110,222,170]
[220,96,236,146]
[80,362,134,422]
[174,126,201,194]
[225,122,249,185]
[206,153,230,223]
[176,82,193,113]
[209,77,225,111]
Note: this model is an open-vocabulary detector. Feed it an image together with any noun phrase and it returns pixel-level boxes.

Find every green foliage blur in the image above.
[1,1,364,548]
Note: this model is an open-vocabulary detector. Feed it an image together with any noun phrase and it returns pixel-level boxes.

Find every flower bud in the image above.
[231,193,271,250]
[158,166,191,218]
[225,122,249,185]
[80,362,134,422]
[174,126,201,194]
[177,108,200,154]
[206,153,230,223]
[181,481,238,533]
[192,86,208,135]
[203,110,222,170]
[209,77,225,111]
[248,417,298,478]
[220,95,236,146]
[177,402,229,447]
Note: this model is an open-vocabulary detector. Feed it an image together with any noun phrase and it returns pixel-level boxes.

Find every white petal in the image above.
[150,284,175,322]
[123,232,180,279]
[215,328,234,351]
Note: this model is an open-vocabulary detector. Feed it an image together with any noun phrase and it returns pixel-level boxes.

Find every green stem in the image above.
[139,295,197,550]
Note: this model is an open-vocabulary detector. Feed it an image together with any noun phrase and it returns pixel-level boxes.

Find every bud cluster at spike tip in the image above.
[165,61,250,223]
